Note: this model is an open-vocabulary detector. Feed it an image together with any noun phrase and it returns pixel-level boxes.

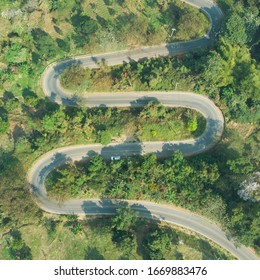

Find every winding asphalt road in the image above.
[28,0,259,259]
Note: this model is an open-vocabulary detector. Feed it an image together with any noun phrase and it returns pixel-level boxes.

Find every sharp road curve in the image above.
[28,0,258,259]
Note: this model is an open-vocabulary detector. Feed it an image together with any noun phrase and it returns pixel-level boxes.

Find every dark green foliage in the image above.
[85,246,105,260]
[56,38,71,53]
[111,206,138,258]
[32,29,57,60]
[22,88,39,107]
[5,229,32,260]
[49,0,68,11]
[61,45,259,123]
[0,149,40,226]
[47,152,221,219]
[143,226,174,260]
[46,141,260,251]
[229,203,260,247]
[41,217,57,237]
[32,102,204,151]
[0,114,9,135]
[198,40,259,122]
[3,91,19,111]
[71,222,83,235]
[71,15,98,45]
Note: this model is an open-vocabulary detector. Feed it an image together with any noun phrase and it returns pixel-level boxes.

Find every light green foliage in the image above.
[3,95,20,111]
[6,216,230,260]
[97,130,111,145]
[22,89,39,107]
[199,195,228,224]
[224,13,248,45]
[5,43,29,65]
[36,103,204,147]
[139,102,167,119]
[227,158,254,174]
[41,107,67,136]
[202,40,260,121]
[188,119,197,132]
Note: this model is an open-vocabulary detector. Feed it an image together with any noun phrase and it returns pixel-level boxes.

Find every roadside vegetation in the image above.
[0,206,233,260]
[0,0,209,97]
[46,152,221,211]
[61,40,259,123]
[0,0,259,259]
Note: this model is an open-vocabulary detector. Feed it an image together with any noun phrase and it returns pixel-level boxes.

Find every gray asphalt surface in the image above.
[28,0,259,259]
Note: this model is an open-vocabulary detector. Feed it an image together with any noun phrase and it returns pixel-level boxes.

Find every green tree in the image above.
[71,15,98,44]
[22,89,39,107]
[112,206,138,232]
[139,101,166,120]
[5,43,30,64]
[249,212,260,248]
[111,206,138,258]
[0,116,9,135]
[41,107,67,137]
[223,13,247,45]
[32,29,57,60]
[47,163,81,201]
[227,158,254,174]
[143,227,173,260]
[188,119,197,132]
[97,130,111,145]
[6,230,32,260]
[3,92,20,111]
[71,222,83,235]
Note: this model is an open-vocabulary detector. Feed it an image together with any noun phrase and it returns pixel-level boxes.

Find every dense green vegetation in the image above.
[1,206,232,260]
[46,152,221,216]
[0,0,209,97]
[0,0,259,259]
[0,96,205,147]
[61,40,260,123]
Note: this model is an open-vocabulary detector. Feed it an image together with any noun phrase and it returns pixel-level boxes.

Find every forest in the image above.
[0,0,259,259]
